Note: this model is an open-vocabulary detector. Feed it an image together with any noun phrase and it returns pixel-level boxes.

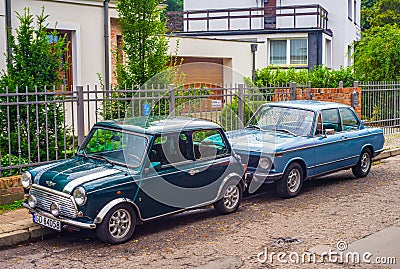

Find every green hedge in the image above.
[253,66,357,88]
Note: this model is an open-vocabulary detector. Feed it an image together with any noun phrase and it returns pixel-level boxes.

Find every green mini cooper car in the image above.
[22,117,246,244]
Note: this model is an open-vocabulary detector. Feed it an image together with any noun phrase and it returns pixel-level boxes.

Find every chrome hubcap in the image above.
[109,209,131,239]
[287,168,301,193]
[360,152,370,173]
[223,185,240,210]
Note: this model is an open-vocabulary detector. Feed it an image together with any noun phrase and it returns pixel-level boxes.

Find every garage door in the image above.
[173,57,224,86]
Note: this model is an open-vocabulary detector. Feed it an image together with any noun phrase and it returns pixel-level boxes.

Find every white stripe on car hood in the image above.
[63,168,121,193]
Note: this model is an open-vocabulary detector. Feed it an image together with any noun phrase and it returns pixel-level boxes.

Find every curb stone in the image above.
[0,219,56,249]
[374,148,400,161]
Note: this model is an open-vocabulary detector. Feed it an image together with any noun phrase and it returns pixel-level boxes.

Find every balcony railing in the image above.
[166,4,328,33]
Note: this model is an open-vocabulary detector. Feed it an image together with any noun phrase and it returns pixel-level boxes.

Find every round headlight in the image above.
[28,195,37,208]
[21,172,32,189]
[259,157,272,170]
[73,187,87,206]
[50,202,60,217]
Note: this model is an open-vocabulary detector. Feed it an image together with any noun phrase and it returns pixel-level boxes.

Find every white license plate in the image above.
[33,213,61,231]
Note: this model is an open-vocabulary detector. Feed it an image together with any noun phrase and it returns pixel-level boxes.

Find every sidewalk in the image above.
[0,208,55,248]
[0,148,399,249]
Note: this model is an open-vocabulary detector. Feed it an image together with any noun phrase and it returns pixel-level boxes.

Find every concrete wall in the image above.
[168,36,265,84]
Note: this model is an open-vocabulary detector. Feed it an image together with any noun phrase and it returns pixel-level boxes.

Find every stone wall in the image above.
[0,176,23,206]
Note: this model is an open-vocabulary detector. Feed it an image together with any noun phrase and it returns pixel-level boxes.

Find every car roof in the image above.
[94,116,222,135]
[265,100,351,112]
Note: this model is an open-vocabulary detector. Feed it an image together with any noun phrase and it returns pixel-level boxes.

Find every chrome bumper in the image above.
[245,171,283,183]
[23,202,96,230]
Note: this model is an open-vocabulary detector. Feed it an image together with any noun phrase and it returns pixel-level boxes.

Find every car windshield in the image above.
[78,128,148,167]
[247,105,315,137]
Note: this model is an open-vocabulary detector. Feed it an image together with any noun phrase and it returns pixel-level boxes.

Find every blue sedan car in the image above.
[227,101,384,198]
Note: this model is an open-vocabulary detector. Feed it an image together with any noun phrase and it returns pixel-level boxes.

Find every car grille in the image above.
[30,186,77,218]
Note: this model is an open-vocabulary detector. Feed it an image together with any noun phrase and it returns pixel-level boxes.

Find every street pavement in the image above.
[0,149,399,268]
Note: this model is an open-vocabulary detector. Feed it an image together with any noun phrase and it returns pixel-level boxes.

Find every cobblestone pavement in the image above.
[0,156,399,269]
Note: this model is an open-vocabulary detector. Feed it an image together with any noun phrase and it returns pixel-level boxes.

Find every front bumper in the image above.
[23,202,96,230]
[245,170,283,184]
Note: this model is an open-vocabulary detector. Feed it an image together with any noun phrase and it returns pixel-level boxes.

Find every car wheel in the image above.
[214,182,242,214]
[352,148,372,178]
[96,203,136,244]
[276,162,303,198]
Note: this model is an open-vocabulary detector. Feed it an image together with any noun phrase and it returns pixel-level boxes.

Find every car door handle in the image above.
[342,135,348,139]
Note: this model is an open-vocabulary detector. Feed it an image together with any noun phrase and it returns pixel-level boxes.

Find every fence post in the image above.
[339,81,343,89]
[169,84,175,116]
[77,86,85,146]
[307,81,312,100]
[238,84,244,129]
[353,81,359,89]
[290,82,297,100]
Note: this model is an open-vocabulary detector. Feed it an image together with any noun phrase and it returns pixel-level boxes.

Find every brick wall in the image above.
[274,87,362,116]
[298,87,362,116]
[0,176,23,206]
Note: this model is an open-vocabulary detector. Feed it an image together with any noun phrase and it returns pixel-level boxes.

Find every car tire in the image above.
[96,203,136,244]
[213,182,242,214]
[276,162,304,198]
[352,148,372,178]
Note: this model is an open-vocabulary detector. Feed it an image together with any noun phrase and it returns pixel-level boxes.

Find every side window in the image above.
[193,130,228,160]
[86,129,123,153]
[149,132,191,166]
[340,108,360,131]
[315,113,323,136]
[321,109,342,132]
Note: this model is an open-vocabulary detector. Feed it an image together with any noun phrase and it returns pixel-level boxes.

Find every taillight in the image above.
[243,163,247,171]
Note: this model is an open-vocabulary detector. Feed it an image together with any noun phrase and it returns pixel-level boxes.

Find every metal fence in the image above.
[361,82,400,134]
[0,81,398,175]
[0,83,298,176]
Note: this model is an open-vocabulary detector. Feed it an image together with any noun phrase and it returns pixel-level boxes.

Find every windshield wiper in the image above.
[246,124,263,130]
[274,128,298,137]
[89,154,115,166]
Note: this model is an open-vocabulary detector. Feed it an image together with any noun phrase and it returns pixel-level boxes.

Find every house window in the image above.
[347,45,353,66]
[270,40,287,65]
[325,39,332,67]
[47,30,73,90]
[354,0,357,23]
[290,39,307,65]
[348,0,353,20]
[269,39,308,66]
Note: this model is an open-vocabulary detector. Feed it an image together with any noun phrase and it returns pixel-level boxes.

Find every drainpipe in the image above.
[5,0,12,62]
[104,0,110,95]
[251,44,258,82]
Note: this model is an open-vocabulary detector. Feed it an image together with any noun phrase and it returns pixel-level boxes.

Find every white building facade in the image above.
[0,0,118,87]
[172,0,361,71]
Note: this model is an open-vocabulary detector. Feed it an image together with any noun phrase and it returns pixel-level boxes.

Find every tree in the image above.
[165,0,183,12]
[368,0,400,27]
[115,0,169,86]
[353,24,400,81]
[0,7,69,175]
[361,0,400,30]
[361,0,377,30]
